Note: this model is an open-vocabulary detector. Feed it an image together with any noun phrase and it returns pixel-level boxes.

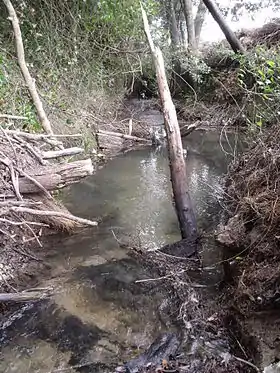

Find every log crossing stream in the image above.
[0,130,243,373]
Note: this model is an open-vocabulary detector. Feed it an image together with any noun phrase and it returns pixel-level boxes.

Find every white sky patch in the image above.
[201,5,280,42]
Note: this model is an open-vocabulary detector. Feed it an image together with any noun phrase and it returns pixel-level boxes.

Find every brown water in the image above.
[0,130,243,373]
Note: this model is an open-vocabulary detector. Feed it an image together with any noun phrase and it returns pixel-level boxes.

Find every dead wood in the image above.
[141,3,197,241]
[18,159,94,193]
[5,130,83,140]
[42,147,84,159]
[98,129,151,143]
[3,0,54,135]
[10,207,98,227]
[0,289,51,302]
[0,124,97,292]
[0,114,28,120]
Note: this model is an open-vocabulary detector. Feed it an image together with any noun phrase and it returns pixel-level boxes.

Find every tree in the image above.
[194,0,207,46]
[166,0,181,48]
[202,0,245,53]
[182,0,196,51]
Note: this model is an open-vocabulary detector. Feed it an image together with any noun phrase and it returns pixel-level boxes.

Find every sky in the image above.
[201,2,280,42]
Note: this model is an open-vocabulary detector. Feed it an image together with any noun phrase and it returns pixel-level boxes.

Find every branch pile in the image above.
[0,124,96,291]
[240,19,280,48]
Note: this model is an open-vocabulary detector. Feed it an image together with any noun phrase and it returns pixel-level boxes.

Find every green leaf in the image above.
[267,60,275,68]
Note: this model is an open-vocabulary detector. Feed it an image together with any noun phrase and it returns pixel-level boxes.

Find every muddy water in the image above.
[0,130,242,373]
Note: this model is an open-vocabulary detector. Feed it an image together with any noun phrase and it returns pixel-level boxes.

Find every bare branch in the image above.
[10,207,98,227]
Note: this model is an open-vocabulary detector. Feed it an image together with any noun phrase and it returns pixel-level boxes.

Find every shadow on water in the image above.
[0,129,245,372]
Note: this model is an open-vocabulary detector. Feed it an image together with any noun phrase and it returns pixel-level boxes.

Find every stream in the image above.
[0,129,243,373]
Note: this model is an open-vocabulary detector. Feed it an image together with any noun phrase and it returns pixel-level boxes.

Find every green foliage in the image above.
[180,54,211,84]
[237,47,280,129]
[0,52,39,131]
[2,0,160,96]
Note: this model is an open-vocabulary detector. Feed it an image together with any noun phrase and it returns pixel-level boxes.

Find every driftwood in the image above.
[98,129,151,143]
[42,147,84,159]
[18,159,94,194]
[0,289,51,302]
[10,207,98,227]
[141,4,197,241]
[5,130,83,140]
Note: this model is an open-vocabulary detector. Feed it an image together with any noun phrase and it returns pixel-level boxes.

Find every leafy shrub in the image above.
[237,46,280,129]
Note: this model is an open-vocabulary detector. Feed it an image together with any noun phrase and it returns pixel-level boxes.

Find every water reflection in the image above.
[63,130,236,249]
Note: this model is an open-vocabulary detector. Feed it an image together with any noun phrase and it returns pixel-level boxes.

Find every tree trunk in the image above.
[180,20,189,51]
[194,0,207,46]
[3,0,54,135]
[141,4,197,241]
[182,0,196,52]
[202,0,245,53]
[167,0,181,48]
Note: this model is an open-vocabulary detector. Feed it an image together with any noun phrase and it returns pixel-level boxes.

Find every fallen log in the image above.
[98,129,151,143]
[17,159,93,194]
[42,147,84,159]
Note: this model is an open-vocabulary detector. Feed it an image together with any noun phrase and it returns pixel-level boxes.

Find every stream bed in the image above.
[0,130,242,373]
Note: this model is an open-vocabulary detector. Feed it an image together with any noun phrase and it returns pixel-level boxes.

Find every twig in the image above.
[11,246,42,261]
[0,217,48,227]
[10,207,98,227]
[12,133,46,165]
[49,362,95,373]
[5,130,83,139]
[0,200,42,207]
[135,269,186,283]
[0,114,28,120]
[233,355,260,372]
[0,126,18,162]
[23,221,43,247]
[0,156,23,201]
[111,229,122,245]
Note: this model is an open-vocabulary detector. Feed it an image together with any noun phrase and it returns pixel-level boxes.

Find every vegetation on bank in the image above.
[1,0,280,371]
[1,0,280,139]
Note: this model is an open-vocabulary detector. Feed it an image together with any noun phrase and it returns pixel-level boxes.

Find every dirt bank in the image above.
[126,237,256,373]
[217,125,280,369]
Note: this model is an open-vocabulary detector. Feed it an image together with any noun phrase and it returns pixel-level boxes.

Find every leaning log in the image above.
[202,0,245,53]
[141,4,197,241]
[18,159,94,194]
